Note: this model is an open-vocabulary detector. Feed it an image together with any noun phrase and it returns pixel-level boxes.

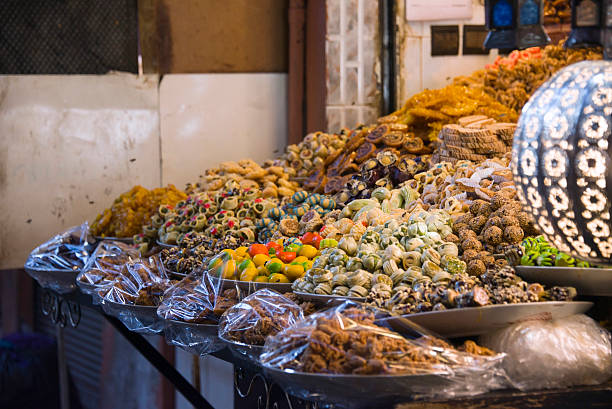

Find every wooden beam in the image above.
[158,340,176,409]
[305,0,327,133]
[288,0,306,145]
[1,270,18,334]
[137,0,159,74]
[0,269,34,334]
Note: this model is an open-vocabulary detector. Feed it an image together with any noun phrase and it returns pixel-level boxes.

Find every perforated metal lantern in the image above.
[511,60,612,265]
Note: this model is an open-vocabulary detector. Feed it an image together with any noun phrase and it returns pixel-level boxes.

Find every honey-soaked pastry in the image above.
[355,142,377,163]
[403,137,425,154]
[365,125,389,144]
[382,131,406,147]
[91,185,187,238]
[453,42,602,112]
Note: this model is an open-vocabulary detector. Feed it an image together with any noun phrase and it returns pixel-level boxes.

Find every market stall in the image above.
[20,4,612,406]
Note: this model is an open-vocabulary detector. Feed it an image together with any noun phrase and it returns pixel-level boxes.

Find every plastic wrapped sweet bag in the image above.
[24,223,94,293]
[480,314,612,391]
[25,223,92,270]
[100,255,174,334]
[157,252,239,355]
[219,289,304,360]
[260,302,507,407]
[77,240,140,299]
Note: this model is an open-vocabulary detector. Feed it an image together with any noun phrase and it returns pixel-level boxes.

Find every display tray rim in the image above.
[514,265,611,272]
[211,277,293,291]
[293,291,366,303]
[156,240,179,248]
[76,279,100,292]
[388,301,593,337]
[397,300,594,317]
[103,298,161,312]
[262,364,448,380]
[218,333,265,352]
[24,266,79,294]
[93,236,134,244]
[164,318,219,329]
[514,265,612,296]
[24,266,79,274]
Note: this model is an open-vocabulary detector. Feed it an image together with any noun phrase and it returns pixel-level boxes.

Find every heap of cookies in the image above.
[278,131,349,180]
[435,116,516,164]
[185,159,300,200]
[304,122,432,196]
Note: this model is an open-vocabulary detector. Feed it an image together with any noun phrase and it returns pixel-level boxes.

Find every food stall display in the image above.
[24,40,612,407]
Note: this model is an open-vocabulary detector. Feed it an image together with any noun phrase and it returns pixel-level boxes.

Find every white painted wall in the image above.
[0,73,289,269]
[398,0,499,102]
[0,74,160,269]
[160,74,288,188]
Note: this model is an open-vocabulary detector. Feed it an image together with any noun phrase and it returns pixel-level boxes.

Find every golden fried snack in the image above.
[91,185,186,238]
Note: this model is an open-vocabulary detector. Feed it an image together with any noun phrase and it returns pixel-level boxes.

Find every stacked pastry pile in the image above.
[304,121,431,196]
[278,131,349,180]
[185,159,299,200]
[435,116,516,164]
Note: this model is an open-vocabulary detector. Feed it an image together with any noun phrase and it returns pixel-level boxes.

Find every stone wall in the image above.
[325,0,381,133]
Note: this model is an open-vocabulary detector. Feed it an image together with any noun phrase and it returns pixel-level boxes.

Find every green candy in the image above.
[554,252,575,267]
[522,237,540,253]
[536,252,555,266]
[520,251,538,266]
[540,244,558,255]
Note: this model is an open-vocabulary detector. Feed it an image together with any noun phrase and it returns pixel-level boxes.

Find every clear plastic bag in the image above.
[157,253,239,355]
[100,256,173,334]
[24,223,94,293]
[480,314,612,391]
[77,240,140,299]
[260,302,507,407]
[219,289,304,360]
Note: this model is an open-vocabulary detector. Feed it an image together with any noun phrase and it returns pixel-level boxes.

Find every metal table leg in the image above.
[41,289,81,409]
[56,326,70,409]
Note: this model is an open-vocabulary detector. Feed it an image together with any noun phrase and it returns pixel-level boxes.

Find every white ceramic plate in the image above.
[386,301,593,338]
[515,265,612,296]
